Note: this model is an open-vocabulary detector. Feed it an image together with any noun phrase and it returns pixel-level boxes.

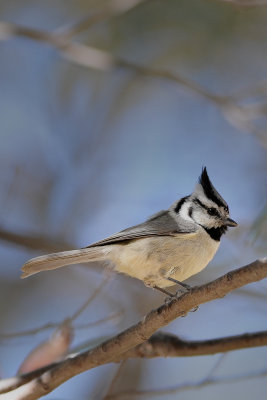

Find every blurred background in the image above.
[0,0,266,398]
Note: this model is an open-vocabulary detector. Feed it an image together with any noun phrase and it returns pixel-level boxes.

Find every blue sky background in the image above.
[0,1,266,399]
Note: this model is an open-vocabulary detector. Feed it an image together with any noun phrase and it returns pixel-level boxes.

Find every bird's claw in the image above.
[164,287,188,304]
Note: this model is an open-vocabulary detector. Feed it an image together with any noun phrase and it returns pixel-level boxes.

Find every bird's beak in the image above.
[224,218,238,227]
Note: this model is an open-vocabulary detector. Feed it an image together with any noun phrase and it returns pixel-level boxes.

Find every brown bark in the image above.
[0,258,266,400]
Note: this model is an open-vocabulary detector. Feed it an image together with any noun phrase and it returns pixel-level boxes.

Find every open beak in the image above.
[225,218,238,227]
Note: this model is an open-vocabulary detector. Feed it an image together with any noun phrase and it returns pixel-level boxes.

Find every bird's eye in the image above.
[207,208,217,216]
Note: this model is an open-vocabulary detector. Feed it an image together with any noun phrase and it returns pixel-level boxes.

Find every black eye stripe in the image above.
[193,199,220,217]
[193,198,209,210]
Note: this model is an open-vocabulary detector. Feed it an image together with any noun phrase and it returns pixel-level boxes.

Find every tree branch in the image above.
[0,226,72,253]
[55,0,151,39]
[0,21,266,147]
[119,330,267,360]
[216,0,267,7]
[105,368,267,399]
[0,258,266,399]
[0,22,223,101]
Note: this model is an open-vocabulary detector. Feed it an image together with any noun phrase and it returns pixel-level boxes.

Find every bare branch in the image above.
[103,361,127,400]
[0,226,100,272]
[0,277,114,340]
[216,0,267,7]
[0,21,266,147]
[0,258,266,399]
[69,275,110,321]
[118,330,267,360]
[3,329,267,394]
[0,312,121,340]
[75,311,123,330]
[105,368,267,399]
[0,22,220,100]
[56,0,151,39]
[0,226,72,253]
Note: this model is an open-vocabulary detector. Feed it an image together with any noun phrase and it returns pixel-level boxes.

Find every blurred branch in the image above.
[0,21,267,147]
[75,311,123,330]
[55,0,151,38]
[0,22,221,99]
[0,312,121,340]
[2,331,267,396]
[69,275,110,321]
[217,0,267,7]
[17,320,74,376]
[230,78,267,100]
[103,361,127,400]
[0,226,100,272]
[0,276,116,340]
[248,202,267,245]
[0,226,72,253]
[1,258,267,399]
[106,368,267,399]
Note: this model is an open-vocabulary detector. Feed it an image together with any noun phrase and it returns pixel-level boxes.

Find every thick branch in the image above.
[119,330,267,359]
[0,258,266,399]
[2,329,267,395]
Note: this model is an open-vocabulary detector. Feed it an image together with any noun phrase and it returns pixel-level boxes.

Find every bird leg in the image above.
[153,278,190,300]
[167,277,191,290]
[166,277,198,312]
[153,285,173,297]
[153,285,187,306]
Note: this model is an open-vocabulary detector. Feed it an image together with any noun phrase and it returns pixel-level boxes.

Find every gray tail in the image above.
[21,247,106,278]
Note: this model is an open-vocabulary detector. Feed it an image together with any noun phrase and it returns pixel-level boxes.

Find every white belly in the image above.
[109,229,219,288]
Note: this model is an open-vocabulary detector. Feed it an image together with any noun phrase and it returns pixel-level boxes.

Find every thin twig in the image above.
[0,227,72,253]
[0,312,121,340]
[217,0,267,7]
[105,368,267,399]
[69,275,110,321]
[75,311,123,330]
[0,21,266,147]
[0,22,222,102]
[55,0,150,38]
[0,277,112,340]
[103,361,127,400]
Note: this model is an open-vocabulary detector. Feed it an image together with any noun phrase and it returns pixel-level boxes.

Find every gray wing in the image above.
[85,210,197,248]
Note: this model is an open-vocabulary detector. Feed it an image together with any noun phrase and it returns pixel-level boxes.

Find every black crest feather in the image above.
[199,167,228,210]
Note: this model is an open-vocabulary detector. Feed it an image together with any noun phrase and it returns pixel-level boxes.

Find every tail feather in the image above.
[21,248,106,278]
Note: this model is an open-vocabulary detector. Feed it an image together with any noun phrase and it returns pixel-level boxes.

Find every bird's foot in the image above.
[153,283,198,312]
[166,278,199,312]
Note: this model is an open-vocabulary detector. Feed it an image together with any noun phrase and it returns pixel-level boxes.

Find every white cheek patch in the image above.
[179,202,193,221]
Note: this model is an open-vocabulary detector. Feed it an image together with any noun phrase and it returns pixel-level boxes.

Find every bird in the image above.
[21,167,237,296]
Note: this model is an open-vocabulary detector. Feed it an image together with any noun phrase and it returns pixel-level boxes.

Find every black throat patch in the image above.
[202,225,228,241]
